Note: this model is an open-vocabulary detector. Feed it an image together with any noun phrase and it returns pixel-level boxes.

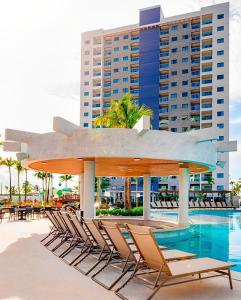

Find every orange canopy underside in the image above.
[27,157,209,176]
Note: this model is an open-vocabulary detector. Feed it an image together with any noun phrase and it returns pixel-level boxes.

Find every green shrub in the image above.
[96,206,143,216]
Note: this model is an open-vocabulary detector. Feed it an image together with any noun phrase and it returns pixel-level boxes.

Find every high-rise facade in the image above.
[80,2,229,192]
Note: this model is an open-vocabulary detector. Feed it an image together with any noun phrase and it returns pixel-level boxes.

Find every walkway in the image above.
[0,218,241,300]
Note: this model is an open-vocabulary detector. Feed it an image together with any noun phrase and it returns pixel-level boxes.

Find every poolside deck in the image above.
[0,218,241,300]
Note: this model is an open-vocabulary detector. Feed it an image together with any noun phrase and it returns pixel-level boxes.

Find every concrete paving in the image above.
[0,217,241,300]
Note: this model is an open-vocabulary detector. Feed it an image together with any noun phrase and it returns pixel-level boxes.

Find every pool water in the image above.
[154,210,241,272]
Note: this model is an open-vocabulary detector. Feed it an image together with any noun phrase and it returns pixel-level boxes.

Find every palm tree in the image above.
[93,93,153,209]
[59,174,73,188]
[34,172,46,204]
[24,168,28,201]
[15,160,24,204]
[2,158,16,202]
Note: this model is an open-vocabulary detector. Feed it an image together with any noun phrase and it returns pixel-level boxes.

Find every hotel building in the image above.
[80,2,229,192]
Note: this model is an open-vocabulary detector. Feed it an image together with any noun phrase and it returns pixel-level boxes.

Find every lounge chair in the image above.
[47,211,72,253]
[92,221,196,290]
[72,218,113,275]
[116,224,235,300]
[41,211,63,246]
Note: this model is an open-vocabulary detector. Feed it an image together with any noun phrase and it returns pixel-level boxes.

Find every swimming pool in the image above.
[154,210,241,272]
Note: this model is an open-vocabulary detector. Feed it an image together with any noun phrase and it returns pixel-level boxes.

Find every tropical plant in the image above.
[93,94,153,209]
[34,171,50,204]
[21,181,33,194]
[15,160,24,203]
[59,174,73,188]
[1,158,16,201]
[206,174,215,186]
[231,181,241,196]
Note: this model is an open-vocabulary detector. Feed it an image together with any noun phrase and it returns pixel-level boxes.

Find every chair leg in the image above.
[228,269,233,290]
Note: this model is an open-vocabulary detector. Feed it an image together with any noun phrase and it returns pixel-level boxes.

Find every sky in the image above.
[0,0,240,188]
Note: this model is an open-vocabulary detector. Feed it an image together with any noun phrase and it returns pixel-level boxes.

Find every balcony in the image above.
[191,47,200,53]
[160,52,169,58]
[131,89,139,95]
[202,79,212,84]
[131,68,139,73]
[191,82,200,87]
[93,93,101,98]
[131,47,139,52]
[191,93,200,99]
[160,41,169,47]
[202,103,212,109]
[104,93,111,98]
[202,31,212,37]
[131,57,139,62]
[159,97,169,103]
[202,115,212,121]
[104,51,112,56]
[131,79,139,84]
[202,55,212,61]
[160,74,169,80]
[103,103,110,108]
[160,30,169,35]
[202,67,212,72]
[202,19,212,25]
[92,114,100,119]
[160,64,169,69]
[202,91,212,96]
[160,108,169,114]
[92,103,100,108]
[93,83,101,87]
[191,105,200,111]
[104,72,111,77]
[191,35,200,41]
[191,23,200,29]
[191,70,200,76]
[202,43,212,49]
[160,86,169,91]
[131,36,139,41]
[104,83,111,87]
[191,59,200,64]
[93,62,102,67]
[93,72,101,77]
[104,61,111,66]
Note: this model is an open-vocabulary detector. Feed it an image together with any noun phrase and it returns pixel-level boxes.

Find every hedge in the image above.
[96,206,143,216]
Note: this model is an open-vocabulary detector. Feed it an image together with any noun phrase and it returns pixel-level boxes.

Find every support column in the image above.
[79,173,84,211]
[143,174,151,220]
[83,161,95,219]
[178,167,190,227]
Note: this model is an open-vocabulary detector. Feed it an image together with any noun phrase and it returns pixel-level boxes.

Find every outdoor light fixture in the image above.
[76,157,83,160]
[134,158,140,161]
[41,161,47,165]
[178,162,184,165]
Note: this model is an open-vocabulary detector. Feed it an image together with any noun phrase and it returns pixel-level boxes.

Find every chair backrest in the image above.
[83,218,110,250]
[101,221,136,261]
[127,224,170,273]
[9,207,16,213]
[61,212,76,237]
[70,214,90,242]
[52,211,67,232]
[45,211,60,230]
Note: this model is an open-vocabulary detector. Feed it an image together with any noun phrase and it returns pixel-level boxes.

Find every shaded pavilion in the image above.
[3,116,237,227]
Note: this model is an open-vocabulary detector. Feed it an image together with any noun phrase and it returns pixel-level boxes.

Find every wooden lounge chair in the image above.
[116,224,235,300]
[92,221,195,290]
